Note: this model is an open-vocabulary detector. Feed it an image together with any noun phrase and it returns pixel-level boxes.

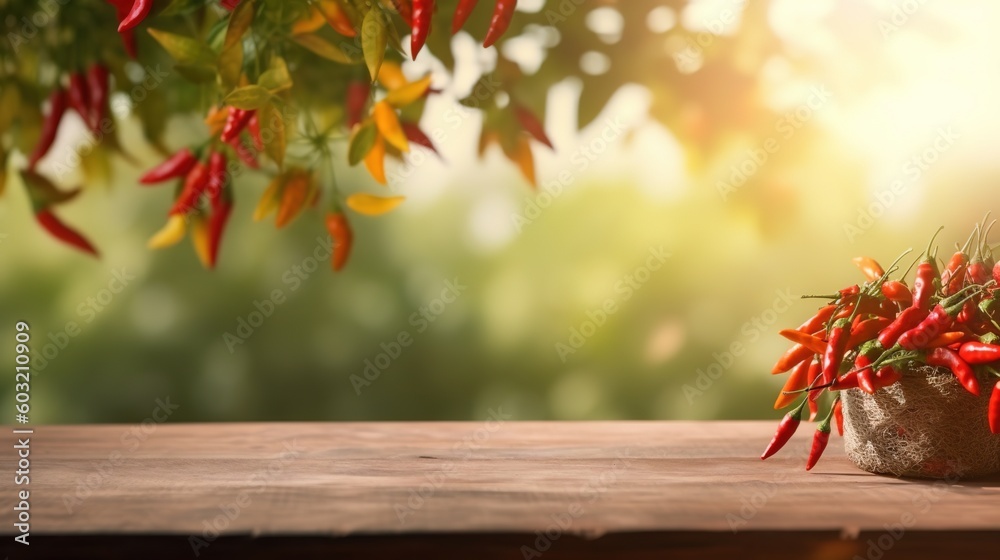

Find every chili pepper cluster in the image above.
[5,1,531,270]
[763,222,1000,470]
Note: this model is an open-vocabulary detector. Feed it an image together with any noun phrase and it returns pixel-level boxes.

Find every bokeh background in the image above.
[2,0,998,423]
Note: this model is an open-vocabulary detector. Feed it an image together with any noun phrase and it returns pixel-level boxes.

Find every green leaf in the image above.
[225,85,272,110]
[147,29,216,66]
[218,0,254,88]
[259,103,286,168]
[174,64,218,83]
[292,34,356,64]
[362,7,387,81]
[258,57,293,93]
[348,121,377,166]
[158,0,203,17]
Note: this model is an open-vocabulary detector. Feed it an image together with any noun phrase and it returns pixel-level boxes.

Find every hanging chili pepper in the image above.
[760,401,806,460]
[989,381,1000,434]
[831,370,859,390]
[206,188,232,268]
[220,108,255,143]
[148,214,186,249]
[853,341,882,394]
[346,81,370,129]
[86,63,110,132]
[452,0,478,34]
[275,171,311,228]
[248,113,264,152]
[926,346,980,396]
[852,256,885,282]
[206,151,228,206]
[140,148,198,185]
[35,209,99,257]
[959,341,1000,364]
[881,280,912,306]
[878,306,928,348]
[325,211,353,271]
[228,136,260,169]
[805,411,833,471]
[411,0,434,59]
[28,89,68,170]
[390,0,413,26]
[118,0,153,32]
[169,161,209,216]
[821,317,851,385]
[483,0,515,47]
[833,400,844,436]
[67,72,91,127]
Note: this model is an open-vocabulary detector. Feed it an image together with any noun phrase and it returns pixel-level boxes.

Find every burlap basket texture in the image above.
[841,364,1000,479]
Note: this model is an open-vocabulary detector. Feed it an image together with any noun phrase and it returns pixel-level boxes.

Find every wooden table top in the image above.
[5,421,1000,536]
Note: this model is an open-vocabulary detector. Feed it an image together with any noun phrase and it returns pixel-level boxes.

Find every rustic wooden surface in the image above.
[4,420,999,540]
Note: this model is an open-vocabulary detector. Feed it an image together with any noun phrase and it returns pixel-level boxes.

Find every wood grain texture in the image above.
[3,421,1000,538]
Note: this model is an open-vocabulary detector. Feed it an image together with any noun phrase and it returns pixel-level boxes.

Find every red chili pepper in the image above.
[853,352,877,394]
[897,289,979,350]
[220,108,255,143]
[846,317,892,350]
[325,211,354,272]
[926,347,980,396]
[774,359,812,409]
[221,0,241,10]
[36,209,99,257]
[881,280,912,306]
[821,318,850,385]
[874,365,902,389]
[926,331,967,348]
[967,259,989,285]
[878,306,928,348]
[760,402,805,460]
[205,151,228,207]
[805,417,832,471]
[106,0,139,57]
[483,0,515,47]
[248,113,264,152]
[959,341,1000,364]
[452,0,478,34]
[514,104,553,149]
[771,343,813,375]
[67,72,91,126]
[410,0,434,59]
[169,161,209,216]
[28,89,68,169]
[227,136,260,169]
[993,260,1000,286]
[118,0,152,32]
[852,256,885,282]
[912,229,942,309]
[832,370,859,390]
[833,400,844,436]
[390,0,413,25]
[86,64,110,132]
[206,191,232,268]
[778,329,826,354]
[345,81,370,129]
[140,148,198,185]
[989,381,1000,434]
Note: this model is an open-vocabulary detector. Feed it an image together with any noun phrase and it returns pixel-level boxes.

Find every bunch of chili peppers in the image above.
[763,222,1000,470]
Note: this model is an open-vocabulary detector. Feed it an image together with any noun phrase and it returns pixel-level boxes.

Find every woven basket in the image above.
[841,364,1000,479]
